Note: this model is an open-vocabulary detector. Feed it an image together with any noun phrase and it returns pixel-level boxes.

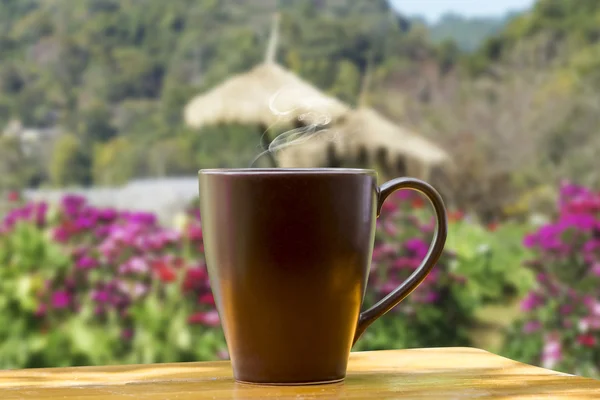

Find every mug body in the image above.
[198,168,378,384]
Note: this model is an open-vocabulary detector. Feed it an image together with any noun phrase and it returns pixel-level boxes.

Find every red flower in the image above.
[411,197,425,209]
[173,257,184,268]
[448,210,465,222]
[159,267,176,282]
[187,224,203,241]
[7,191,20,202]
[152,259,178,282]
[188,310,220,327]
[155,264,176,282]
[183,267,207,291]
[577,334,596,347]
[487,222,499,232]
[198,293,215,306]
[380,200,398,214]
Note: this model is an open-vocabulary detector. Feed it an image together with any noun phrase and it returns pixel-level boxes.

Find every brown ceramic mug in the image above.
[198,168,447,385]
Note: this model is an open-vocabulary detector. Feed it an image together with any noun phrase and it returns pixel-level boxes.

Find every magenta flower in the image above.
[422,291,440,304]
[97,208,118,221]
[76,255,99,270]
[392,257,420,270]
[122,328,134,340]
[188,310,220,327]
[521,292,544,311]
[523,321,542,333]
[559,304,574,315]
[51,291,71,309]
[91,289,110,303]
[404,238,429,259]
[35,304,47,317]
[380,200,398,214]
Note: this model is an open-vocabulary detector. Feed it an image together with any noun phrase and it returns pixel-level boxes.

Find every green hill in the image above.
[426,12,518,52]
[0,0,436,189]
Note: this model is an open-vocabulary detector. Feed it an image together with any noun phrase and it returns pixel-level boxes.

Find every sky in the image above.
[390,0,537,22]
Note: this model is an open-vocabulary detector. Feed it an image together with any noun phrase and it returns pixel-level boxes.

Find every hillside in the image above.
[0,0,436,190]
[426,12,518,52]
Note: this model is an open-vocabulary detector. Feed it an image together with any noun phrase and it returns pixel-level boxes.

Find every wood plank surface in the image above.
[0,347,599,399]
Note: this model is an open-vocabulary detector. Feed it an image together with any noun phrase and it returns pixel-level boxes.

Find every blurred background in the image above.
[1,0,599,378]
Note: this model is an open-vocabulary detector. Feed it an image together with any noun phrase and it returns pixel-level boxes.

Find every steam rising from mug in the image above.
[249,86,340,167]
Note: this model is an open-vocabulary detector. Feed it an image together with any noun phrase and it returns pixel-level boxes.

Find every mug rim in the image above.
[198,168,376,175]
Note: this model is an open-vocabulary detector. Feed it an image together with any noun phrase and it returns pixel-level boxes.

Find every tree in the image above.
[49,134,91,186]
[93,137,138,185]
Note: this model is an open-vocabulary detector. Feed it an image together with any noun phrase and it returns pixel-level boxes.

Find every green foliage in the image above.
[0,136,42,190]
[469,0,600,73]
[0,221,70,368]
[49,134,91,186]
[0,0,457,188]
[448,221,534,304]
[93,137,138,185]
[426,13,516,52]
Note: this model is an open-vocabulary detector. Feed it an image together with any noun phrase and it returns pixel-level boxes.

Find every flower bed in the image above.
[0,195,225,368]
[0,191,529,368]
[502,182,600,377]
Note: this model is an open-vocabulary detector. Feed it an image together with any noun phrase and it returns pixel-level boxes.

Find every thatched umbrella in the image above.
[183,13,350,166]
[278,53,450,179]
[278,107,451,179]
[183,63,349,130]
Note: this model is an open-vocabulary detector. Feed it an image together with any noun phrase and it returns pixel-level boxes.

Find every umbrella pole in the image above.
[258,125,279,168]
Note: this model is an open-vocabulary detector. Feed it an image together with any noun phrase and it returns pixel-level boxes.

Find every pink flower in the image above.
[187,224,203,241]
[188,310,220,327]
[523,321,541,333]
[422,291,440,304]
[380,200,398,214]
[198,293,215,306]
[217,348,229,360]
[579,317,600,332]
[559,304,573,315]
[383,221,398,236]
[541,334,562,369]
[120,257,149,274]
[392,257,420,270]
[99,239,118,261]
[35,304,47,317]
[424,269,440,284]
[183,267,208,292]
[122,329,134,340]
[372,243,397,261]
[378,281,398,294]
[51,291,71,309]
[92,289,110,303]
[521,292,544,311]
[404,238,429,259]
[7,191,20,202]
[76,255,98,270]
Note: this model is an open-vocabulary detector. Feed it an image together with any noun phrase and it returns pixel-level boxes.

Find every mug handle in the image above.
[352,177,448,345]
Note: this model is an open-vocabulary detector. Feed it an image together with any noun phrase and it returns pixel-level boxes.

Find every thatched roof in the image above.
[183,63,350,130]
[278,108,451,177]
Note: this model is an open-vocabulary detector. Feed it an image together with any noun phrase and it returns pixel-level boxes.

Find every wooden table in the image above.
[1,347,599,399]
